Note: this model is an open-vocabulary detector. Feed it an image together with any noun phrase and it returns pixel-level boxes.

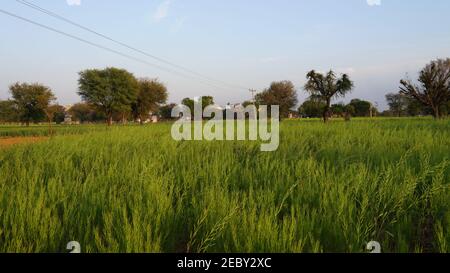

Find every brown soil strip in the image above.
[0,136,48,149]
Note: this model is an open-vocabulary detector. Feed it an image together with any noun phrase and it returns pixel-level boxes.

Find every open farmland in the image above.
[0,118,448,253]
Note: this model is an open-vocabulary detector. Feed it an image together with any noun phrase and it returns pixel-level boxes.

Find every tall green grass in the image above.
[0,118,448,253]
[0,124,110,137]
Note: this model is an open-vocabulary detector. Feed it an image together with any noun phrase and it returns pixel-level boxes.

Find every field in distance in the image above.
[0,117,448,253]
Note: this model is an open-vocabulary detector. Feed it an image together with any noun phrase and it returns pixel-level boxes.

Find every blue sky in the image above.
[1,0,450,110]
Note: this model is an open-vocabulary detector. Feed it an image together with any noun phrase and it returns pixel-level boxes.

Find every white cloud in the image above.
[153,0,171,22]
[66,0,81,6]
[367,0,381,6]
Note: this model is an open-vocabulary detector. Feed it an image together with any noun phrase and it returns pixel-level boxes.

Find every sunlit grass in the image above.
[0,118,448,253]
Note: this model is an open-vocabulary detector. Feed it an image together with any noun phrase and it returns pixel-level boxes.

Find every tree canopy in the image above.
[69,103,106,123]
[0,100,18,123]
[298,97,326,118]
[181,96,215,118]
[158,103,178,120]
[386,93,407,117]
[348,99,373,117]
[400,58,450,119]
[46,104,66,124]
[256,81,298,119]
[132,78,168,124]
[9,82,56,126]
[304,70,353,122]
[78,67,139,125]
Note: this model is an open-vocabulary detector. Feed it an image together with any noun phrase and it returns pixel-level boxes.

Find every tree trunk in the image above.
[323,99,331,123]
[432,105,440,119]
[344,112,351,122]
[323,111,329,123]
[48,119,53,136]
[107,115,113,126]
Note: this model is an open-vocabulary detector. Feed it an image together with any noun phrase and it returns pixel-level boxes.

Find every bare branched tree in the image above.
[400,58,450,119]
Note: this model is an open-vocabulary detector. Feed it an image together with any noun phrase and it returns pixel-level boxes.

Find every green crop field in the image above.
[0,118,449,253]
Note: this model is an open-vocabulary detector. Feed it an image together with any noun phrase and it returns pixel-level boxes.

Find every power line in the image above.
[0,8,232,91]
[15,0,250,91]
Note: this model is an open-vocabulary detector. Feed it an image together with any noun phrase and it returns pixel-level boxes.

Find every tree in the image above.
[181,96,214,119]
[242,101,256,108]
[405,96,425,116]
[255,81,298,119]
[132,78,168,124]
[201,96,215,110]
[69,103,93,123]
[348,99,372,117]
[298,98,326,118]
[159,103,177,120]
[0,100,18,123]
[9,82,55,126]
[43,104,65,135]
[78,67,139,125]
[331,103,346,117]
[441,100,450,116]
[47,104,66,124]
[386,93,407,117]
[343,104,355,121]
[181,98,195,115]
[385,92,426,117]
[69,103,105,123]
[400,58,450,119]
[304,70,353,122]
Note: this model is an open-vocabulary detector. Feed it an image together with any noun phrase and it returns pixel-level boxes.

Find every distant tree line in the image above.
[298,98,376,120]
[0,67,169,126]
[1,58,449,125]
[0,82,65,126]
[77,67,168,125]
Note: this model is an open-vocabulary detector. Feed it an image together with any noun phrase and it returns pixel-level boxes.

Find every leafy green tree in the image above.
[78,67,139,125]
[181,96,215,119]
[201,96,215,110]
[400,58,450,119]
[386,93,407,117]
[242,101,256,108]
[69,103,93,123]
[158,103,177,120]
[0,100,18,123]
[385,92,427,117]
[132,79,168,124]
[298,98,326,118]
[304,70,353,122]
[47,104,66,124]
[256,81,298,119]
[343,104,355,121]
[181,98,195,120]
[9,82,56,126]
[405,96,425,116]
[331,103,346,117]
[349,99,372,117]
[441,100,450,116]
[42,104,65,135]
[69,103,106,123]
[181,98,195,115]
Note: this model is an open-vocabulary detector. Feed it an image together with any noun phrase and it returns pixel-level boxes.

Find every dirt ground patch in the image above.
[0,136,48,148]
